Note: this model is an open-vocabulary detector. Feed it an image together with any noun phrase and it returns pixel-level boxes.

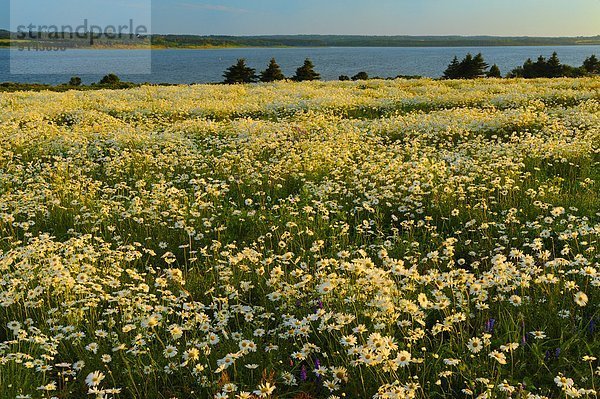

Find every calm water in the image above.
[1,46,599,84]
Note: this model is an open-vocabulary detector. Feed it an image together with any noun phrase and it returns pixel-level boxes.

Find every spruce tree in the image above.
[443,56,461,79]
[472,53,490,78]
[223,59,257,84]
[532,56,548,78]
[507,66,524,78]
[582,54,599,74]
[99,74,120,85]
[547,52,563,77]
[68,76,82,86]
[487,64,502,78]
[352,71,369,81]
[458,53,475,78]
[292,59,321,81]
[513,57,541,78]
[259,58,285,82]
[444,53,490,79]
[520,58,535,78]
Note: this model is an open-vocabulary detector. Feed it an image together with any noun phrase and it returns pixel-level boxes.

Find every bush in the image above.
[352,71,369,81]
[68,77,82,86]
[99,74,121,85]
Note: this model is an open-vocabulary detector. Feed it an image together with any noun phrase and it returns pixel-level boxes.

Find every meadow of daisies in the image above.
[0,78,599,399]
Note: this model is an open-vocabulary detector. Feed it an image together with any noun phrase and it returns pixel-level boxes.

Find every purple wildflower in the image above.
[314,358,322,382]
[484,318,496,333]
[317,299,324,310]
[300,365,307,382]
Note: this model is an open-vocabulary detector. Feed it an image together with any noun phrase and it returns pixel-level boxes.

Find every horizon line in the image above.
[1,29,600,39]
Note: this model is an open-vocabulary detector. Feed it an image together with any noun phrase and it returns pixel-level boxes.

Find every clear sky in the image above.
[1,0,599,36]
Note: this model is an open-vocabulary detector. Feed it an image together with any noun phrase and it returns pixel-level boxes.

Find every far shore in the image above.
[1,38,600,51]
[0,42,294,50]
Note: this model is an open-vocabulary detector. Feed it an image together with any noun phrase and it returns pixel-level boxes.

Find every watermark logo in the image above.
[15,19,149,47]
[10,0,152,75]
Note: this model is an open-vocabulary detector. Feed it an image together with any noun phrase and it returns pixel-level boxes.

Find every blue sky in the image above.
[2,0,599,36]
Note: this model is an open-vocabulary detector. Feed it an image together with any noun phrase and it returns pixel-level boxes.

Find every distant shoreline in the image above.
[2,43,600,51]
[1,33,599,50]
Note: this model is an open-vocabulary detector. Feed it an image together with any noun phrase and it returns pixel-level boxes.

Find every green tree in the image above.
[510,53,582,78]
[68,76,82,86]
[582,54,600,74]
[471,53,489,78]
[99,74,120,85]
[352,71,369,81]
[339,75,350,81]
[459,53,475,78]
[562,65,587,77]
[517,58,535,78]
[547,52,563,77]
[511,57,544,78]
[259,58,285,82]
[292,58,321,81]
[223,59,257,84]
[444,53,489,79]
[487,64,502,78]
[443,56,461,79]
[533,56,549,77]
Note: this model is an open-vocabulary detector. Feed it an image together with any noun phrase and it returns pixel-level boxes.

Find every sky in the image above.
[1,0,599,37]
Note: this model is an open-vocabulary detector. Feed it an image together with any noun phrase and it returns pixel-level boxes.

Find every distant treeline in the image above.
[151,34,600,48]
[2,30,600,48]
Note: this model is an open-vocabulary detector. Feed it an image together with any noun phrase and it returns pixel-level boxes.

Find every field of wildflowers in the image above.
[0,78,599,399]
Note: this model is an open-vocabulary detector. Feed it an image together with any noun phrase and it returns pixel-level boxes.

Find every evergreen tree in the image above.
[532,56,549,78]
[583,54,600,74]
[547,52,563,77]
[68,76,82,86]
[562,65,587,78]
[444,53,490,79]
[520,58,535,78]
[99,74,120,85]
[487,64,502,78]
[507,66,524,78]
[259,58,285,82]
[443,56,461,79]
[512,57,543,78]
[511,53,586,78]
[459,53,475,78]
[352,71,369,81]
[223,59,257,84]
[292,59,321,81]
[471,53,490,78]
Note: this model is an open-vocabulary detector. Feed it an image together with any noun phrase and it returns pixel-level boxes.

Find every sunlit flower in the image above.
[85,371,105,387]
[574,292,588,307]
